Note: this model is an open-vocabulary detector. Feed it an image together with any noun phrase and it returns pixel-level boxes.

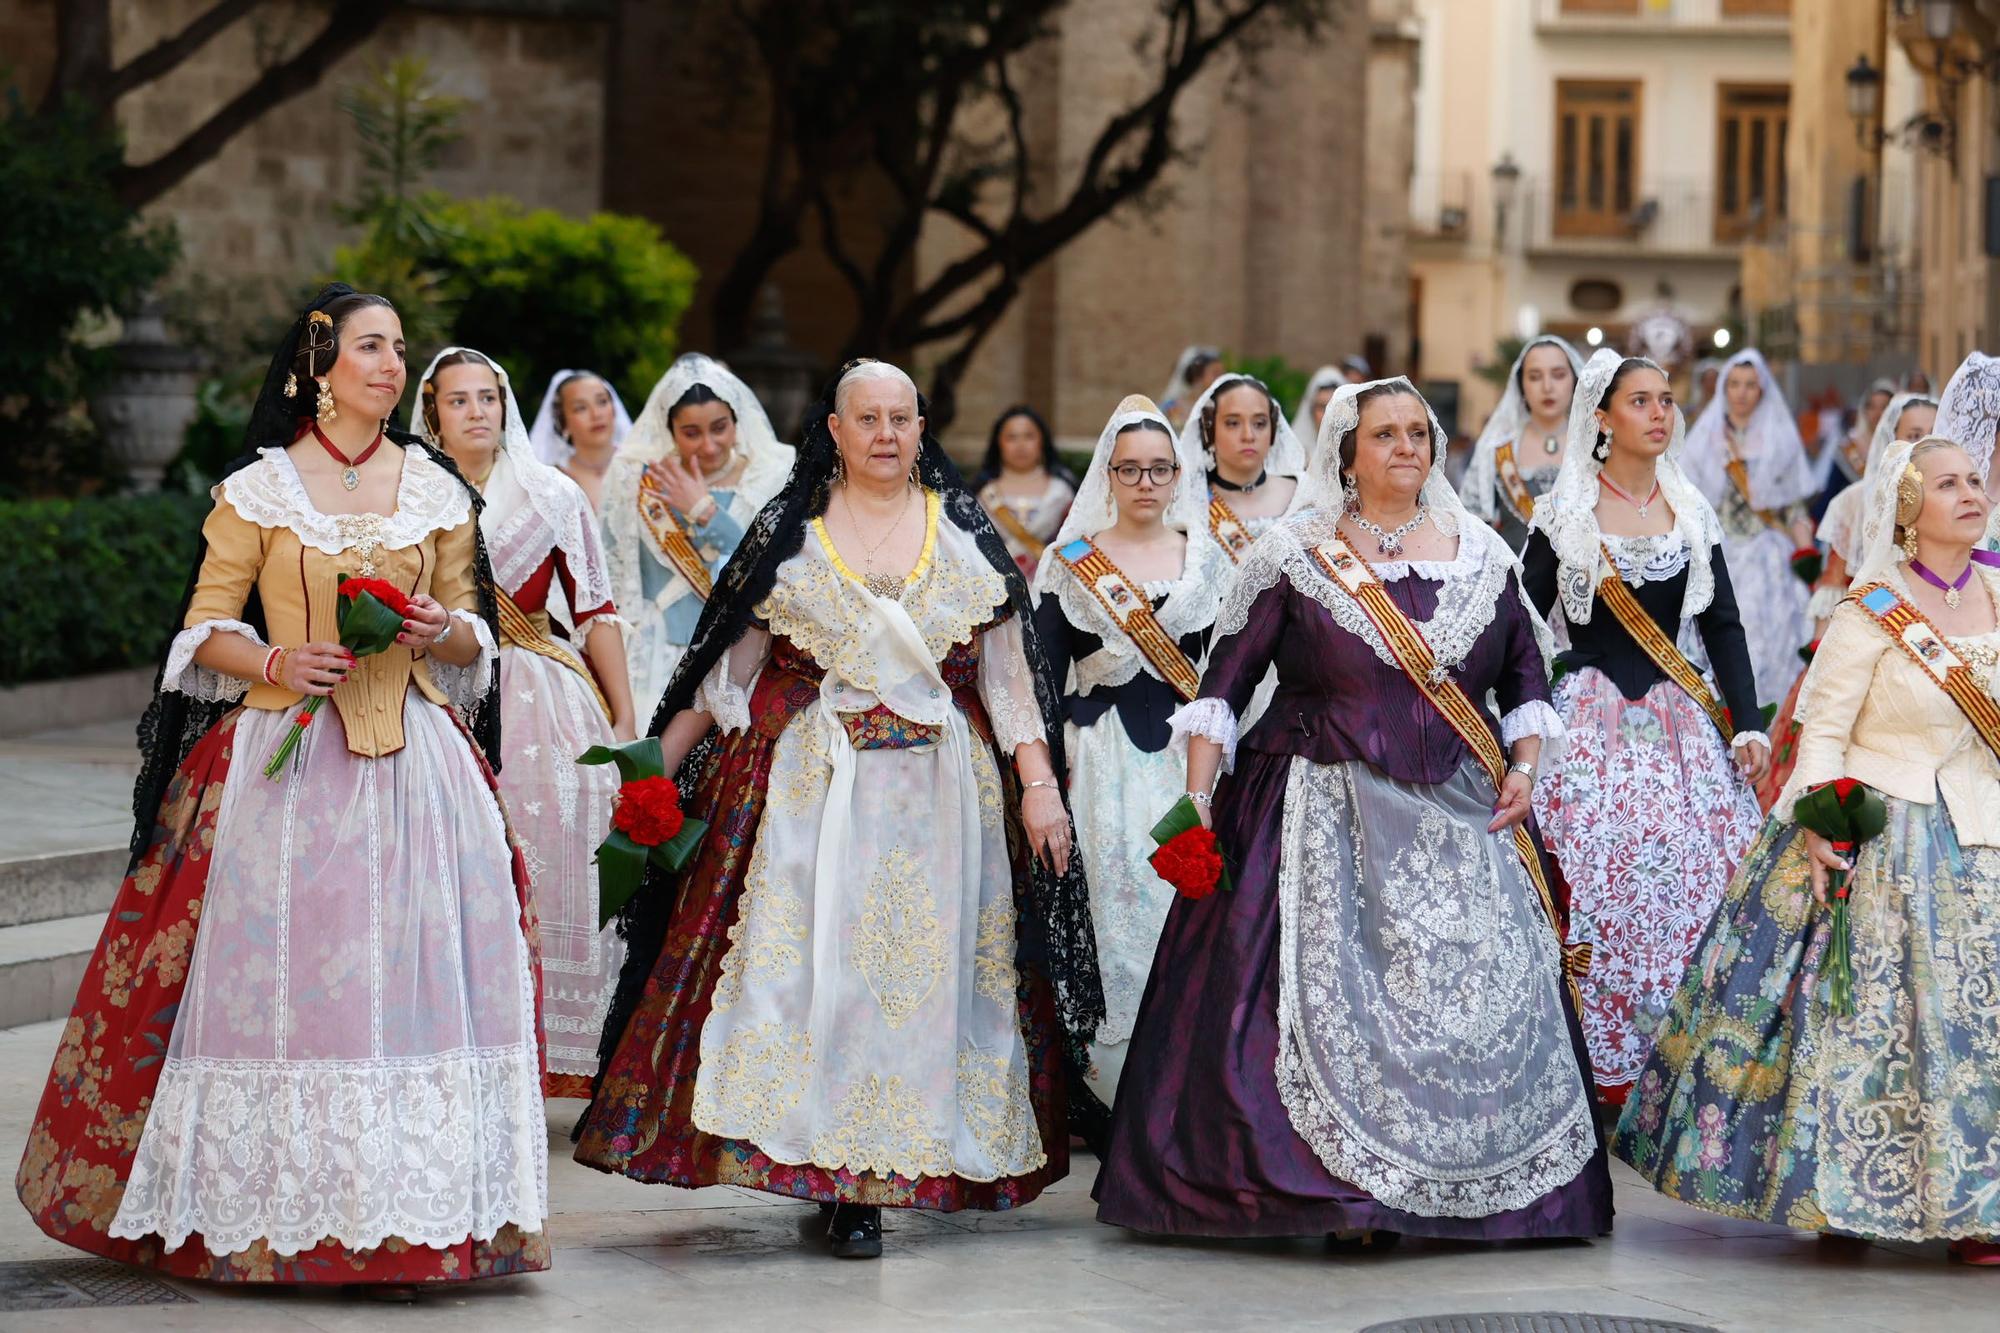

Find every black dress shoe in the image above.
[827,1203,883,1259]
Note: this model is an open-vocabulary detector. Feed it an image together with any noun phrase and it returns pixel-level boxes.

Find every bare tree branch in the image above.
[110,1,397,209]
[104,0,271,102]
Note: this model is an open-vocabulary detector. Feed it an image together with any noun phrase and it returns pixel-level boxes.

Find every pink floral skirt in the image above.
[1533,668,1761,1102]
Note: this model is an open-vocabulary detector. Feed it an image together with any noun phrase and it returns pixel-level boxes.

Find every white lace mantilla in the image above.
[162,618,267,700]
[1213,510,1515,678]
[1050,538,1223,695]
[220,447,474,555]
[482,450,615,620]
[109,1046,545,1257]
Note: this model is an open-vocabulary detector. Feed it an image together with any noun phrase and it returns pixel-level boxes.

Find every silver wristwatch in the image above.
[1506,760,1536,782]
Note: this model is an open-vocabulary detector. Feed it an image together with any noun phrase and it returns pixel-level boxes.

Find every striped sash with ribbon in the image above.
[493,583,614,722]
[1849,581,2000,761]
[1053,538,1201,701]
[1208,496,1254,564]
[1494,442,1538,524]
[1725,457,1791,535]
[1306,535,1591,1000]
[636,473,716,601]
[1591,542,1735,741]
[989,499,1043,553]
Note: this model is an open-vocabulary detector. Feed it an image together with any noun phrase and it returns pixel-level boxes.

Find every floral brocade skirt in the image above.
[573,650,1068,1210]
[1614,796,2000,1240]
[15,700,549,1283]
[1535,668,1761,1102]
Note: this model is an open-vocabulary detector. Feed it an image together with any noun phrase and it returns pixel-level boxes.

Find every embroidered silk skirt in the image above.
[1615,795,2000,1240]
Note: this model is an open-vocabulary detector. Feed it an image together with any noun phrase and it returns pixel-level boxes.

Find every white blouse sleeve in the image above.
[977,613,1048,753]
[1169,696,1239,771]
[427,610,499,713]
[162,619,267,701]
[691,626,771,735]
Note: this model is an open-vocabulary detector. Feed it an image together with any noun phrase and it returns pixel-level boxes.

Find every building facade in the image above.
[1409,0,1792,433]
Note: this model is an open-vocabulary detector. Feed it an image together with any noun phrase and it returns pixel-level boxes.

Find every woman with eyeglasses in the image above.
[1032,395,1226,1137]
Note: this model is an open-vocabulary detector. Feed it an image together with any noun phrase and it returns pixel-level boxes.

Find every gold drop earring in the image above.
[316,376,338,424]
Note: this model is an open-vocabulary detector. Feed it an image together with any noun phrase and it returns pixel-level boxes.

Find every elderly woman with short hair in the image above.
[575,360,1104,1261]
[1095,378,1611,1247]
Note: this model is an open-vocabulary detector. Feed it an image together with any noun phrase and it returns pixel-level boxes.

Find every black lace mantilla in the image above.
[592,368,1108,1088]
[127,284,505,871]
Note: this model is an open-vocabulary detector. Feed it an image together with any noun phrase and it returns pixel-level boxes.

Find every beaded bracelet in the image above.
[262,645,284,687]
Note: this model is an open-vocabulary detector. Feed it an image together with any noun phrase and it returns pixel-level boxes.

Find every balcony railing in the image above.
[1410,171,1479,242]
[1515,175,1781,255]
[1539,0,1789,30]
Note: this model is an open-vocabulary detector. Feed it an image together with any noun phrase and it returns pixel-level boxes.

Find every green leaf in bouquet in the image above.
[1148,794,1234,894]
[336,588,408,657]
[1149,793,1205,846]
[646,816,709,874]
[578,735,665,784]
[595,828,651,928]
[1838,784,1888,842]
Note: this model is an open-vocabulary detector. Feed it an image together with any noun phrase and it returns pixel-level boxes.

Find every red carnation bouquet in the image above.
[262,575,414,778]
[1148,794,1232,900]
[579,737,707,926]
[1791,776,1888,1016]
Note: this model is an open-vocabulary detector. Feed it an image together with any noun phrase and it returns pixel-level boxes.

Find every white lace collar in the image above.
[1215,510,1546,677]
[1601,530,1692,586]
[219,446,473,555]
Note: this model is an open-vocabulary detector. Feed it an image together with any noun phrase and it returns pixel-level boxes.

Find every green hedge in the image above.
[3,493,210,686]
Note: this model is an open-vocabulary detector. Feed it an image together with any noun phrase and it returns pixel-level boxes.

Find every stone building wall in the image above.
[1361,0,1419,377]
[2,0,611,346]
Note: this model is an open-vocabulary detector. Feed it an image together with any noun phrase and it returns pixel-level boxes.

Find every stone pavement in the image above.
[0,723,1996,1331]
[0,1009,1994,1332]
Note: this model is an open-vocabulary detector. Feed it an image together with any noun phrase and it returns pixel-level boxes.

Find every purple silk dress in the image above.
[1092,558,1615,1240]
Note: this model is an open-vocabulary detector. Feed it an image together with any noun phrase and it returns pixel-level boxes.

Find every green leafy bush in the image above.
[0,93,178,486]
[428,199,699,405]
[1224,355,1309,419]
[1,493,210,685]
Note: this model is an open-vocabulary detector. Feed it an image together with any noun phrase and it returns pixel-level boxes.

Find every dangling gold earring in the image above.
[908,455,922,488]
[285,371,299,398]
[1901,524,1920,561]
[315,376,337,424]
[831,449,846,485]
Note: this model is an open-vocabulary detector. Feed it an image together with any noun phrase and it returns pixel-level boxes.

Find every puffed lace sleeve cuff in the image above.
[429,609,498,712]
[691,651,753,734]
[1730,729,1770,752]
[1170,697,1239,771]
[575,607,633,637]
[162,619,265,701]
[1806,585,1845,622]
[1500,698,1566,746]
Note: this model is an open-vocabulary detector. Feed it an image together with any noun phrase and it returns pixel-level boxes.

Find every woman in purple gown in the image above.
[1093,378,1613,1244]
